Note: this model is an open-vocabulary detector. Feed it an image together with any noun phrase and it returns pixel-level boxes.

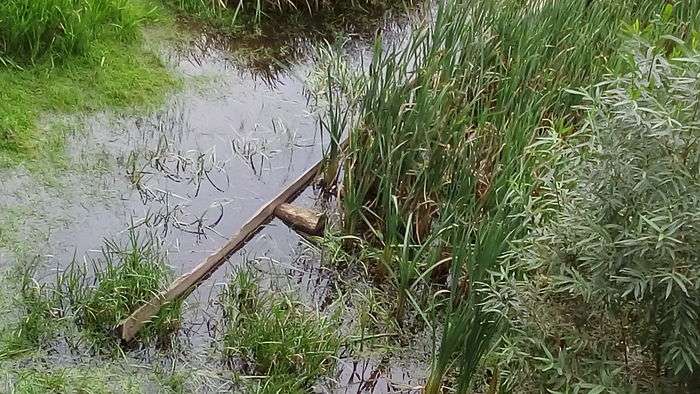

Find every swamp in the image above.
[0,0,699,392]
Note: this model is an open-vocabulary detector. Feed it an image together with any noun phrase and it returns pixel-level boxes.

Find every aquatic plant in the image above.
[221,270,341,392]
[324,0,700,390]
[63,230,182,345]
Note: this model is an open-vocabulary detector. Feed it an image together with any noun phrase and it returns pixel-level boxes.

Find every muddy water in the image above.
[0,16,428,393]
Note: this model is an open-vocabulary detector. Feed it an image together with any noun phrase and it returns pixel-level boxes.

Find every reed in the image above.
[329,0,700,390]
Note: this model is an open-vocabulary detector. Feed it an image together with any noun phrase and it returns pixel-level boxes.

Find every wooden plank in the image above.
[274,203,327,236]
[117,150,334,342]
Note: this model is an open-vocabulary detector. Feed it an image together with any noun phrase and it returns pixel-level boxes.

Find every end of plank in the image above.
[274,203,327,236]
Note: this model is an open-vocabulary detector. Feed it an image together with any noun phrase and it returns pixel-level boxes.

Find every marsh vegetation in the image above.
[1,0,699,392]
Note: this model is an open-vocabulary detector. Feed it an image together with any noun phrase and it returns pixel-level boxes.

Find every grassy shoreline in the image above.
[0,1,180,168]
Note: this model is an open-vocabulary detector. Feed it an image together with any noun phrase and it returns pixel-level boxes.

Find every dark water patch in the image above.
[166,0,425,84]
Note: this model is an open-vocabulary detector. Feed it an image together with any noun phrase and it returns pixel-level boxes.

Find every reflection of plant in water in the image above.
[129,195,230,240]
[163,0,419,82]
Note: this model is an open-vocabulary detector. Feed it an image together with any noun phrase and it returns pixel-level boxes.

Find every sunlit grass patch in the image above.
[221,270,341,392]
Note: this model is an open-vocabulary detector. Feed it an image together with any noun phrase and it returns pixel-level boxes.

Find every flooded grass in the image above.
[163,0,420,80]
[0,266,57,360]
[0,229,182,361]
[222,269,341,392]
[0,1,178,166]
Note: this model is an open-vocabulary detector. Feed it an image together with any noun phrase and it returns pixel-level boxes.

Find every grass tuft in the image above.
[222,270,341,392]
[66,230,182,345]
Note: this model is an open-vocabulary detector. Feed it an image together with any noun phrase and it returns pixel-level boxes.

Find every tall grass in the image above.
[0,0,153,65]
[327,0,700,390]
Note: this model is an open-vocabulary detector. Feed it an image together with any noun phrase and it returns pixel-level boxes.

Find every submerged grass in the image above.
[222,270,341,392]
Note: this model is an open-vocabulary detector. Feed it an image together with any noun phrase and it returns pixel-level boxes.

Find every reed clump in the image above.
[325,0,700,391]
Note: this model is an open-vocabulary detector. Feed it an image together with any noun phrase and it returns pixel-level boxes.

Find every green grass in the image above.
[12,368,112,394]
[0,1,178,167]
[0,0,154,65]
[6,364,188,393]
[0,266,57,361]
[222,270,341,392]
[65,230,182,345]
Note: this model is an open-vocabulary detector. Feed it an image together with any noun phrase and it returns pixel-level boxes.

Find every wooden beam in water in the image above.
[274,203,327,236]
[117,142,343,342]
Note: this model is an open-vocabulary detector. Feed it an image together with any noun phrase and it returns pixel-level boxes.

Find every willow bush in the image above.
[553,43,700,380]
[485,39,700,391]
[326,0,700,390]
